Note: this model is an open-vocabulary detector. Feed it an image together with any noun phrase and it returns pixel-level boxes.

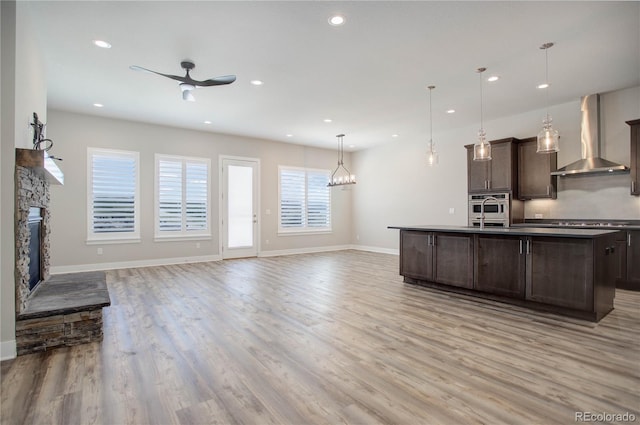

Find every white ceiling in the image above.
[25,1,640,152]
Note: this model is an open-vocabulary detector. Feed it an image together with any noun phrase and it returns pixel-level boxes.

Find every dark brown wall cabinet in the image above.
[465,138,519,195]
[627,119,640,196]
[615,230,640,290]
[516,137,557,200]
[400,231,474,289]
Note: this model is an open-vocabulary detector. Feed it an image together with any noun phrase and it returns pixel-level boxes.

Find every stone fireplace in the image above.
[14,148,110,356]
[15,163,51,314]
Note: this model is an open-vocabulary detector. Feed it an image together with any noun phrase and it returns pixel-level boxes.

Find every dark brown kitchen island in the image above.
[388,225,622,321]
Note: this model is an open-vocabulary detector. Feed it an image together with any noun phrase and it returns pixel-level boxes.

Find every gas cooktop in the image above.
[552,221,628,227]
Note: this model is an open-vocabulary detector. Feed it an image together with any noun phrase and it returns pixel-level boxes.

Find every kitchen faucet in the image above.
[479,196,499,229]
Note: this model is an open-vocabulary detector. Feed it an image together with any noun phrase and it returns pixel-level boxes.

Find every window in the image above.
[87,148,140,243]
[278,166,331,233]
[155,154,210,239]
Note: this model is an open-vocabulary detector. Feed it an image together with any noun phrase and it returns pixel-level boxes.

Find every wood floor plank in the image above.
[2,250,639,424]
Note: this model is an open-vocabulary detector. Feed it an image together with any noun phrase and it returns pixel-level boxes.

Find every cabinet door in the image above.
[517,138,557,199]
[466,147,489,192]
[488,142,514,192]
[474,234,526,298]
[525,237,593,311]
[400,231,433,281]
[614,232,628,288]
[432,233,474,289]
[627,230,640,289]
[629,120,639,195]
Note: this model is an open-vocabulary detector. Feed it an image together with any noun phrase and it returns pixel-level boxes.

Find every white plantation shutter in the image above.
[279,166,331,232]
[156,155,210,238]
[88,148,140,241]
[158,159,183,232]
[185,161,208,230]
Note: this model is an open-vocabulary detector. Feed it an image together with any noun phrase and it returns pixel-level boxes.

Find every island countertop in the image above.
[387,225,622,238]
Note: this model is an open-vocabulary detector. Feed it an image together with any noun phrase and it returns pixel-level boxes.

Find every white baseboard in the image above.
[351,244,399,256]
[258,244,353,258]
[1,340,17,361]
[50,254,222,275]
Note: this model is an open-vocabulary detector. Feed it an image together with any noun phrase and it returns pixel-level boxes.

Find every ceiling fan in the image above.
[130,60,236,101]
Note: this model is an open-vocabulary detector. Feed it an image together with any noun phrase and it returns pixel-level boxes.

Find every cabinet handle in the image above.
[546,185,550,196]
[432,235,436,246]
[629,233,632,247]
[633,181,637,193]
[519,239,523,255]
[526,239,531,255]
[487,180,491,190]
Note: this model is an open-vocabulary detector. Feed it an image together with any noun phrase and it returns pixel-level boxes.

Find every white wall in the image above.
[46,110,353,271]
[1,1,48,360]
[352,86,640,252]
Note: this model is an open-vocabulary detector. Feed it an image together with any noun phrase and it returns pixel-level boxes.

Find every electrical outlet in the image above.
[97,247,103,255]
[196,242,201,249]
[449,207,455,214]
[265,239,270,245]
[535,213,543,219]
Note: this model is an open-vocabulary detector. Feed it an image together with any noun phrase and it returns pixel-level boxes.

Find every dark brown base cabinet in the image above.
[400,231,473,289]
[397,228,618,321]
[615,230,640,290]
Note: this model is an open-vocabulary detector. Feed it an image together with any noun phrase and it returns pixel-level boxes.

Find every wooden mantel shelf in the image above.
[16,148,64,185]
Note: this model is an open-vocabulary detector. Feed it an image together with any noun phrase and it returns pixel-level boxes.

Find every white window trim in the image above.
[154,154,211,240]
[278,165,332,235]
[86,148,140,244]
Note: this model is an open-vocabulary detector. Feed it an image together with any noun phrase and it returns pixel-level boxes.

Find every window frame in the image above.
[86,148,141,244]
[278,165,332,235]
[154,154,212,241]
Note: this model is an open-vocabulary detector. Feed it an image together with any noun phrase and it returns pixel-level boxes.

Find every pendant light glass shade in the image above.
[473,67,491,161]
[537,115,559,153]
[536,42,559,153]
[426,85,439,166]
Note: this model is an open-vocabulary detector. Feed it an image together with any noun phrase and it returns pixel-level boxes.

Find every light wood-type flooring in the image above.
[2,250,639,425]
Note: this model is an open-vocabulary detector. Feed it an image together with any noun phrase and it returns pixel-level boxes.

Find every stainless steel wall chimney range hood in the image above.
[551,94,629,176]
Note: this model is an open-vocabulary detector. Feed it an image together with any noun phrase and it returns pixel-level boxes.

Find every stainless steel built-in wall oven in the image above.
[468,193,510,227]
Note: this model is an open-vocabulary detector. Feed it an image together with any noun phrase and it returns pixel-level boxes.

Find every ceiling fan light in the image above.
[183,89,195,102]
[180,83,195,92]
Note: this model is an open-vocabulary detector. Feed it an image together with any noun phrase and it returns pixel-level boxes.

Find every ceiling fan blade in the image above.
[129,65,188,84]
[193,75,237,87]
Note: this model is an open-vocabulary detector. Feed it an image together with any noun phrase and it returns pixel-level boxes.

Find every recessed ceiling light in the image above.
[487,75,499,82]
[349,144,356,148]
[446,109,456,114]
[93,103,104,108]
[286,134,293,137]
[204,120,212,124]
[391,134,399,138]
[324,118,333,123]
[92,40,111,49]
[250,80,263,86]
[537,83,550,89]
[328,15,345,26]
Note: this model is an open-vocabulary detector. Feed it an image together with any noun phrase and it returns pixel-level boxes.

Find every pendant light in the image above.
[473,67,491,161]
[327,134,356,187]
[537,42,559,153]
[426,85,439,166]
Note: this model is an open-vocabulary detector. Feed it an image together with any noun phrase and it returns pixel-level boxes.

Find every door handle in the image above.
[519,239,523,255]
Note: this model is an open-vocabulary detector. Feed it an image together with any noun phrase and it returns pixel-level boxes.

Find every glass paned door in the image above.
[221,158,259,258]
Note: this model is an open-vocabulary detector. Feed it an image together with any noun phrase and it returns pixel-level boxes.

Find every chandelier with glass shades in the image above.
[327,134,356,187]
